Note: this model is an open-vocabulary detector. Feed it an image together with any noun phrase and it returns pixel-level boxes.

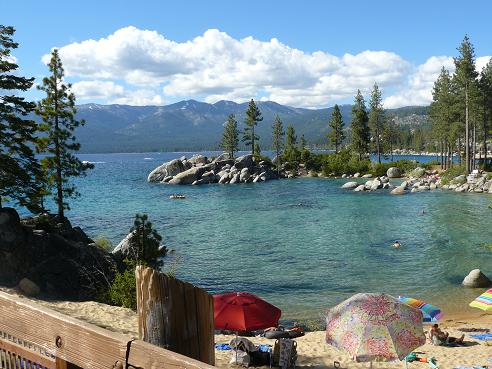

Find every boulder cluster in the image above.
[0,208,117,300]
[441,173,492,194]
[342,176,393,193]
[148,153,280,185]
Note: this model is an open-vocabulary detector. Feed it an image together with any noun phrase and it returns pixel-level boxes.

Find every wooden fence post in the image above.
[135,266,215,365]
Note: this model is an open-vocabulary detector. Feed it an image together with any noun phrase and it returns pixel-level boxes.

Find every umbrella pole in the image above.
[369,361,373,369]
[235,331,238,364]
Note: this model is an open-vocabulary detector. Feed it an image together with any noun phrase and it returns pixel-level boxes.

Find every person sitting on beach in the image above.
[429,324,464,345]
[392,241,401,248]
[287,322,304,334]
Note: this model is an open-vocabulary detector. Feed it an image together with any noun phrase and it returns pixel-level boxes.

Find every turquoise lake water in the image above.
[37,152,492,321]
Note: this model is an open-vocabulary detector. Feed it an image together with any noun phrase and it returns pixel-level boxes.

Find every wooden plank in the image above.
[128,340,216,369]
[0,291,128,369]
[182,281,198,360]
[0,339,56,368]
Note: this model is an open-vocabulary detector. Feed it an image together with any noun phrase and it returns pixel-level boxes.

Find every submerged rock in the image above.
[341,181,358,189]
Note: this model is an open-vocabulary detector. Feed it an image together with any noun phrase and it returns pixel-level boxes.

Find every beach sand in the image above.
[1,287,491,369]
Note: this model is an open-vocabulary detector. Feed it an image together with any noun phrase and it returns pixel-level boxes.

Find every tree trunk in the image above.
[465,85,470,173]
[53,68,64,219]
[472,123,476,170]
[251,126,255,156]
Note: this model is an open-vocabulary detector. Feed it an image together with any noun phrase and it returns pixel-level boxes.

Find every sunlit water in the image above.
[30,152,492,320]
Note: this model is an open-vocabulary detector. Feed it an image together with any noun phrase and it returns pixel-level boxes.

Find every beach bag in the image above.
[229,350,250,367]
[273,338,297,369]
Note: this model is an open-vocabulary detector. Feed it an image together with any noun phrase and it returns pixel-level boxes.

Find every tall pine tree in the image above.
[453,35,479,173]
[272,114,285,175]
[479,58,492,164]
[36,49,92,218]
[368,83,385,163]
[220,113,239,158]
[242,99,263,155]
[350,90,370,160]
[327,104,345,153]
[284,124,299,162]
[0,25,42,211]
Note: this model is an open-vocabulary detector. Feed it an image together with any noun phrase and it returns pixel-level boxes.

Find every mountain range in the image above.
[71,100,429,153]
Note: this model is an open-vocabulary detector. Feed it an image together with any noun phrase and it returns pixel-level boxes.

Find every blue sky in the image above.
[3,0,492,108]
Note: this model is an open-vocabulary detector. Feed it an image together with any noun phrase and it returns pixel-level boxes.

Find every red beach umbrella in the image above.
[214,292,281,331]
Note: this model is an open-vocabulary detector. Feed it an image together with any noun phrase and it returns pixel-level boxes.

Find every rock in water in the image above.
[235,154,254,170]
[354,185,365,192]
[168,166,208,185]
[362,174,373,178]
[18,278,40,297]
[391,186,406,195]
[462,269,492,288]
[240,168,251,182]
[188,154,208,165]
[148,159,186,182]
[341,181,358,189]
[387,167,402,178]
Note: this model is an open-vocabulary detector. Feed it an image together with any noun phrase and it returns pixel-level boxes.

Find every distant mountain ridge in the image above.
[72,100,429,153]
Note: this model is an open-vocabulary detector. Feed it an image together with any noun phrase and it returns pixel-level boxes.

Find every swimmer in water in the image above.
[393,241,401,248]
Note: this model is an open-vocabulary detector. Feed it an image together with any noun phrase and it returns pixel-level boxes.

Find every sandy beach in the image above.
[2,287,490,369]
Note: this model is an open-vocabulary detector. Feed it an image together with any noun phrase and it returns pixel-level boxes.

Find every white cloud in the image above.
[44,27,491,108]
[72,80,164,105]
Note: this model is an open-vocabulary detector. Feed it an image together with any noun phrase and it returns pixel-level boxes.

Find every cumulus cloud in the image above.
[72,80,164,105]
[43,27,490,108]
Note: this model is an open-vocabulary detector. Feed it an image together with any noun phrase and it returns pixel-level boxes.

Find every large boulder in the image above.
[188,155,208,166]
[234,154,254,170]
[362,174,373,178]
[462,269,491,288]
[387,167,401,178]
[410,167,426,178]
[148,159,186,182]
[168,166,209,185]
[370,179,382,191]
[353,185,365,192]
[213,153,231,162]
[341,182,359,189]
[451,175,467,185]
[240,168,251,182]
[390,186,406,195]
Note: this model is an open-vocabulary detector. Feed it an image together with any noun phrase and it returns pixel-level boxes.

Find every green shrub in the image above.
[370,160,420,177]
[320,149,370,176]
[109,259,139,310]
[440,166,466,185]
[94,236,112,252]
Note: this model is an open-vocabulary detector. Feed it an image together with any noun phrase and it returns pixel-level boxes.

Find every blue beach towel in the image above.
[258,344,271,352]
[470,333,492,341]
[215,343,231,350]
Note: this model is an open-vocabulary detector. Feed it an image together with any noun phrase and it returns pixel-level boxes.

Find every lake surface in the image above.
[36,152,492,321]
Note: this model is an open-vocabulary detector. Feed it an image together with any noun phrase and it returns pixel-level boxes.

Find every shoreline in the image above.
[1,287,490,369]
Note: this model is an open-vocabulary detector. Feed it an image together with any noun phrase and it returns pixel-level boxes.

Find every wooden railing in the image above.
[0,291,216,369]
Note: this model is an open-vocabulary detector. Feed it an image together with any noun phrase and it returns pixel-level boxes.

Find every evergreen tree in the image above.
[350,90,370,160]
[327,104,345,153]
[479,58,492,164]
[242,99,263,155]
[382,114,398,161]
[127,213,165,269]
[453,35,479,173]
[430,68,457,169]
[272,115,285,175]
[284,124,299,162]
[0,25,42,211]
[368,83,385,163]
[220,113,239,158]
[36,49,93,218]
[299,134,307,151]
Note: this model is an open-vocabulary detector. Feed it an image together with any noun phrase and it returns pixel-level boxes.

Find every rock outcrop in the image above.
[387,167,402,178]
[462,269,491,288]
[0,208,117,300]
[148,153,281,185]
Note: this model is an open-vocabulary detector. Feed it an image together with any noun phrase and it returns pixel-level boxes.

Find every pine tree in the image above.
[368,83,385,163]
[350,90,370,160]
[242,99,263,155]
[128,213,164,269]
[299,134,307,151]
[220,113,239,158]
[272,115,285,175]
[479,58,492,164]
[0,25,42,211]
[36,49,93,218]
[327,104,345,153]
[453,35,479,173]
[284,124,299,162]
[430,68,458,169]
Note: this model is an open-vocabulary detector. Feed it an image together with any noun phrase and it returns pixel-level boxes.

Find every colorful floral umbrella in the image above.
[326,293,426,364]
[398,296,443,322]
[469,288,492,312]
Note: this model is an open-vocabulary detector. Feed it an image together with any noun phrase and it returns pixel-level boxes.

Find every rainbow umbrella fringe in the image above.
[469,288,492,311]
[398,296,443,322]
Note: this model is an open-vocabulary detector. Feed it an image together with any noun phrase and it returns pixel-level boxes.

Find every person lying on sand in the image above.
[430,323,465,345]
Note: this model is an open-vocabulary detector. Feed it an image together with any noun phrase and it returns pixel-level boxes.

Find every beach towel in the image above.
[215,343,231,350]
[470,333,492,341]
